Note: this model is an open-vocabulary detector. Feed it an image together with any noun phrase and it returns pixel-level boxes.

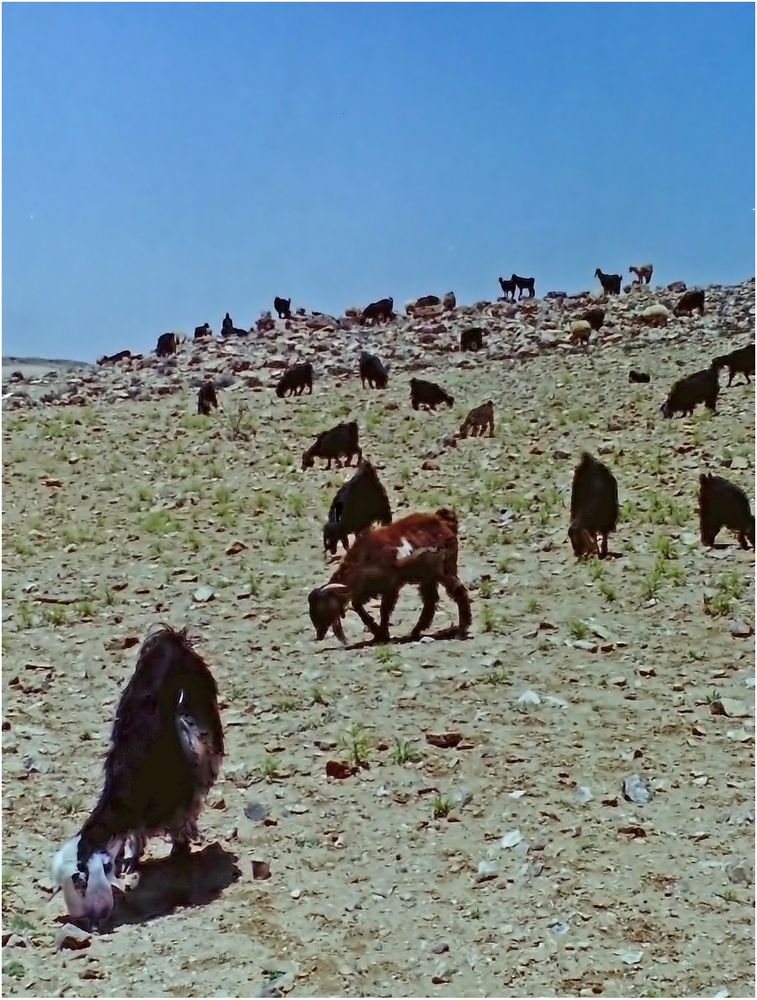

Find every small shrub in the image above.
[391,739,421,765]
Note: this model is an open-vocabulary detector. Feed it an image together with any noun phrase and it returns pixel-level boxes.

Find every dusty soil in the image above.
[2,327,754,998]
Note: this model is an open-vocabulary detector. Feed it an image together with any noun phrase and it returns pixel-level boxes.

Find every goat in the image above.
[673,289,705,316]
[570,320,592,345]
[406,295,440,316]
[460,327,484,352]
[276,362,313,398]
[302,420,362,470]
[359,351,388,390]
[498,277,517,301]
[699,473,755,550]
[197,382,218,416]
[661,366,719,418]
[711,344,755,386]
[221,313,249,337]
[629,370,651,383]
[51,627,224,930]
[510,274,536,299]
[97,350,132,366]
[309,509,471,644]
[568,452,619,559]
[410,378,454,411]
[322,459,392,555]
[582,307,605,332]
[640,304,671,327]
[442,291,456,310]
[273,297,292,319]
[361,298,394,325]
[156,333,177,357]
[629,263,654,285]
[193,323,212,340]
[594,269,622,296]
[459,401,494,438]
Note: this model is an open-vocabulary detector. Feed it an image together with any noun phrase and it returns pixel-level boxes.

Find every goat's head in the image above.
[51,835,124,931]
[568,519,599,559]
[301,449,315,470]
[308,583,350,643]
[322,521,341,555]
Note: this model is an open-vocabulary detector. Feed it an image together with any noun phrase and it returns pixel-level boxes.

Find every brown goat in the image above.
[459,401,494,438]
[308,510,471,644]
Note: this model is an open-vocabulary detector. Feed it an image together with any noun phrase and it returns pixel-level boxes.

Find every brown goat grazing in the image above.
[276,362,313,398]
[594,269,622,296]
[459,401,494,438]
[460,327,484,351]
[156,333,177,357]
[410,378,454,411]
[197,382,218,415]
[302,421,362,470]
[498,276,517,300]
[629,263,654,285]
[673,289,705,317]
[511,274,535,299]
[308,509,472,644]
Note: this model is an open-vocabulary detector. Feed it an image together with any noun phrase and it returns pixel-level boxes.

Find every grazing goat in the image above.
[97,350,132,366]
[661,366,719,418]
[511,274,536,299]
[711,344,755,386]
[52,627,224,930]
[361,298,394,325]
[498,276,517,301]
[640,304,671,327]
[442,291,456,310]
[629,370,651,384]
[156,333,177,357]
[629,263,654,285]
[699,474,755,550]
[276,362,313,398]
[406,295,441,315]
[302,420,362,470]
[322,459,392,555]
[194,323,212,340]
[309,509,471,644]
[460,327,484,351]
[594,269,622,296]
[569,453,619,559]
[583,307,605,332]
[197,382,218,416]
[359,351,388,390]
[410,378,454,411]
[274,297,292,319]
[673,289,705,316]
[459,401,494,438]
[570,320,592,345]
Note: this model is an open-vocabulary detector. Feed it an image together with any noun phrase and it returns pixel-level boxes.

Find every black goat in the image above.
[194,323,212,340]
[498,277,517,301]
[673,289,705,317]
[361,298,394,325]
[359,352,388,389]
[52,627,224,930]
[276,363,313,398]
[629,370,651,384]
[699,474,755,550]
[197,382,218,415]
[594,269,622,296]
[156,333,177,357]
[511,274,535,299]
[661,366,719,418]
[302,421,362,470]
[583,307,606,332]
[274,297,292,319]
[460,328,484,351]
[322,460,392,555]
[410,378,454,411]
[568,452,619,559]
[711,344,755,386]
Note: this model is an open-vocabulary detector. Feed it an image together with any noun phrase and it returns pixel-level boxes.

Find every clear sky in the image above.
[3,1,754,361]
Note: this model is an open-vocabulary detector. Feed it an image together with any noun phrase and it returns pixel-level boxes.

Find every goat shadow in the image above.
[315,626,471,653]
[110,841,241,928]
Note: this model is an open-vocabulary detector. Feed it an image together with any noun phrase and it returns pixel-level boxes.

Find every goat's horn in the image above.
[319,583,350,597]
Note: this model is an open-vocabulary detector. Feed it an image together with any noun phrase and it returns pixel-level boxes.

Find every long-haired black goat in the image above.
[51,626,224,929]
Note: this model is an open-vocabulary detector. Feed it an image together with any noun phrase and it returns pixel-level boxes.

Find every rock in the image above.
[55,923,91,950]
[425,731,463,749]
[710,698,751,719]
[192,585,215,603]
[730,619,753,638]
[622,773,654,804]
[500,829,523,849]
[251,860,271,880]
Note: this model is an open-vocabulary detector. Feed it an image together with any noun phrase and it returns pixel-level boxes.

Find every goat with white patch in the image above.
[52,626,224,929]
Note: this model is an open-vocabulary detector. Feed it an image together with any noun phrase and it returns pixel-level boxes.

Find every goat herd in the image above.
[52,272,755,936]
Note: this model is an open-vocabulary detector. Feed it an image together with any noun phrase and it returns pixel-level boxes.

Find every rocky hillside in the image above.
[3,279,754,411]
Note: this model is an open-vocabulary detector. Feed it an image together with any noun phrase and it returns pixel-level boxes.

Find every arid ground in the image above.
[2,314,755,997]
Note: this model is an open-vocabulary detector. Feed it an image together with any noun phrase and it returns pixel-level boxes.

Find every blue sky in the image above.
[3,2,754,361]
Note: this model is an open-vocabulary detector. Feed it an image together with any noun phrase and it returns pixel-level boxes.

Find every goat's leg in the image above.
[352,601,382,638]
[376,585,400,643]
[410,580,439,641]
[440,574,472,637]
[599,532,609,559]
